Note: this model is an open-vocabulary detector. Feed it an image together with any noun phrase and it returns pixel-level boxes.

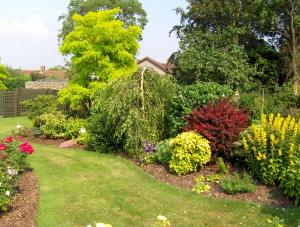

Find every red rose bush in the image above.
[0,136,34,212]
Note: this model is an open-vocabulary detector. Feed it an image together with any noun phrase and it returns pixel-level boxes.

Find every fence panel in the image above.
[0,92,3,116]
[0,89,57,117]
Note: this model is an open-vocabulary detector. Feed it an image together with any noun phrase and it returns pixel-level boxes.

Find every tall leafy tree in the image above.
[59,0,147,42]
[171,0,259,90]
[59,8,141,86]
[171,31,257,91]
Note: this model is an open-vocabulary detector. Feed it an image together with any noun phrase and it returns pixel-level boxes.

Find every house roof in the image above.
[137,57,175,74]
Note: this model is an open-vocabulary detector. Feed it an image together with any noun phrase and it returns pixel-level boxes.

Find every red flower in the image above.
[19,142,34,154]
[0,143,6,151]
[4,136,13,143]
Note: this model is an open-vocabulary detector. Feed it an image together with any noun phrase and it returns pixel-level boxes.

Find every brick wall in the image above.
[25,81,67,90]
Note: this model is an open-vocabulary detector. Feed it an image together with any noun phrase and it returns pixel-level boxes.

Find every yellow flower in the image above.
[243,137,249,151]
[268,113,274,126]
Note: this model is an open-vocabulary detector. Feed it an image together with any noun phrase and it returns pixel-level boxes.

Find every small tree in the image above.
[60,8,141,86]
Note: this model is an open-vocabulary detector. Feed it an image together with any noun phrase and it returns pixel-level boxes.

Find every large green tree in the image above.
[171,31,257,91]
[59,8,141,86]
[59,0,147,42]
[172,0,300,91]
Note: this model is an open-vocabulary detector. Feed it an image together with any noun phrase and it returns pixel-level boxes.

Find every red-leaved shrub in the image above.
[183,98,249,155]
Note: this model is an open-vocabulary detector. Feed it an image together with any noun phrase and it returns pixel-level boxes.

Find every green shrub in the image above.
[65,118,86,139]
[280,159,300,205]
[0,167,14,212]
[58,84,91,117]
[169,132,211,175]
[220,173,255,195]
[168,82,234,136]
[192,175,211,193]
[206,173,220,183]
[22,95,58,125]
[239,92,285,120]
[154,140,172,165]
[87,70,176,156]
[217,157,229,174]
[242,114,300,204]
[37,111,67,139]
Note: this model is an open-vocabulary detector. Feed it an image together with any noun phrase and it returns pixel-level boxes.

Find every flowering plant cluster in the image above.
[242,114,300,205]
[0,135,34,212]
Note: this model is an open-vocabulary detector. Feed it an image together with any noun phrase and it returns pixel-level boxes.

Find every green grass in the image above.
[1,117,300,227]
[0,116,31,137]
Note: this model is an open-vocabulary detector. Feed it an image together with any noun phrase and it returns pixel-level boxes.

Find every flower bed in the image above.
[0,136,34,212]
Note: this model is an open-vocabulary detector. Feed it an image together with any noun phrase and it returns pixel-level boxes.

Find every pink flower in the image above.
[19,142,34,154]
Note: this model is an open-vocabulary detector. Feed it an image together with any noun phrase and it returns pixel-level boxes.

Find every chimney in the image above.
[40,65,46,74]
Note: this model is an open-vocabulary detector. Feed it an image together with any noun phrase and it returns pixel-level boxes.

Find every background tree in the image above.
[171,31,257,91]
[58,0,147,42]
[59,8,141,86]
[0,64,9,90]
[172,0,300,93]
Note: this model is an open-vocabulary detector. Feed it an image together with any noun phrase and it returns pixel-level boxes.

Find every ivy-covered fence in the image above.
[0,88,56,117]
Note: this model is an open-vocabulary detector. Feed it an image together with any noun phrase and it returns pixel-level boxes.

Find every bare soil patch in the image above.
[143,164,294,207]
[0,171,39,227]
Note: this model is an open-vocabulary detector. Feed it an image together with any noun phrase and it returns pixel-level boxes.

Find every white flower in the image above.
[96,224,111,227]
[16,124,22,129]
[5,191,10,196]
[86,225,92,227]
[7,167,17,176]
[157,215,168,221]
[79,128,86,134]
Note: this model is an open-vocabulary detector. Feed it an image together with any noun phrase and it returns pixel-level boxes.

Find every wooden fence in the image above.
[0,88,57,117]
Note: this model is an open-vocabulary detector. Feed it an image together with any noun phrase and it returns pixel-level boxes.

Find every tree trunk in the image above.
[290,4,299,96]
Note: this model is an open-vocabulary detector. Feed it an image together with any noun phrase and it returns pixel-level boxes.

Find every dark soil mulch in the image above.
[143,164,294,207]
[0,171,39,227]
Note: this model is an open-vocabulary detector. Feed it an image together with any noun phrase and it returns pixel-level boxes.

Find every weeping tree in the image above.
[87,69,176,156]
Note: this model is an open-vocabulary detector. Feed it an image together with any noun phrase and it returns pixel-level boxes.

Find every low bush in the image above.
[58,84,91,118]
[242,114,300,204]
[36,111,67,139]
[192,175,211,193]
[65,118,86,139]
[239,92,285,120]
[168,82,233,136]
[153,140,172,165]
[22,95,58,126]
[184,98,249,157]
[87,70,176,156]
[169,132,211,176]
[217,157,229,174]
[0,136,34,212]
[220,173,255,195]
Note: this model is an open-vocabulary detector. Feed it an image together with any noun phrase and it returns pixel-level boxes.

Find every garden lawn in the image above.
[1,117,300,227]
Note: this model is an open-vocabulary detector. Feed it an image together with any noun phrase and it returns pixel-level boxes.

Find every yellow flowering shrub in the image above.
[169,132,211,175]
[242,114,300,204]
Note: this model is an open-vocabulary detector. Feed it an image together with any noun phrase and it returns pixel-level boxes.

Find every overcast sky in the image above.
[0,0,187,69]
